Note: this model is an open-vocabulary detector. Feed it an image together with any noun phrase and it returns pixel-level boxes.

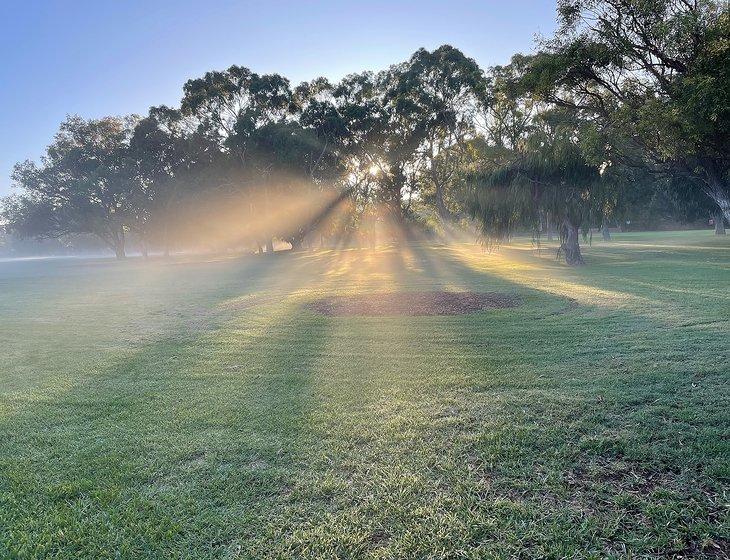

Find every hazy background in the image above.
[0,0,557,195]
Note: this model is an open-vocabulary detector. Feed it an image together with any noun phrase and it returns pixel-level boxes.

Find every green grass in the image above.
[1,230,728,559]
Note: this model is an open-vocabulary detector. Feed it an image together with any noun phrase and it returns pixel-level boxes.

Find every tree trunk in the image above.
[546,212,554,241]
[289,236,303,252]
[704,174,730,224]
[141,242,149,259]
[714,211,726,235]
[435,184,450,222]
[265,238,274,254]
[384,170,406,237]
[113,235,126,259]
[162,222,170,257]
[109,226,126,259]
[387,192,404,220]
[601,220,612,241]
[560,220,584,266]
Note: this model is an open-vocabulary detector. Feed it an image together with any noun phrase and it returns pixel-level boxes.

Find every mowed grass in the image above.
[0,230,728,559]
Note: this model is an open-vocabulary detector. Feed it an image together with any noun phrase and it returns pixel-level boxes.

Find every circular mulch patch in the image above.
[305,291,521,317]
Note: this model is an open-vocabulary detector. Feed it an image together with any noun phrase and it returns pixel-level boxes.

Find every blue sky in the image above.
[0,0,557,195]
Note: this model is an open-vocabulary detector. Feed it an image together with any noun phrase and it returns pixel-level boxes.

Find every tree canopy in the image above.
[3,4,728,262]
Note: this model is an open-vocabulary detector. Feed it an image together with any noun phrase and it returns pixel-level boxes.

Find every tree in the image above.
[288,77,357,247]
[521,0,730,223]
[181,66,293,253]
[468,108,600,265]
[394,45,486,221]
[4,116,137,258]
[128,106,216,256]
[325,65,432,230]
[342,67,427,227]
[330,71,384,240]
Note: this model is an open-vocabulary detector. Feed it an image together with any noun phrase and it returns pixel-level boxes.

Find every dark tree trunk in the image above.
[705,174,730,225]
[714,211,726,235]
[289,236,304,252]
[113,238,126,259]
[435,185,450,222]
[388,189,408,242]
[387,192,403,220]
[601,220,612,241]
[546,212,554,241]
[560,220,584,266]
[383,170,406,237]
[265,238,274,254]
[110,226,126,259]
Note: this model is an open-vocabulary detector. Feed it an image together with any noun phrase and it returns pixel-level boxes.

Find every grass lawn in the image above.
[0,230,728,559]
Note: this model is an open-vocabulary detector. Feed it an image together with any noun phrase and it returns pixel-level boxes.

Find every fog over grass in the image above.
[1,230,727,558]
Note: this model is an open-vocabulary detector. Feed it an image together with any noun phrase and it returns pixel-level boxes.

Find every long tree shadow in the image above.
[0,251,338,557]
[1,243,726,557]
[221,243,727,557]
[383,242,729,556]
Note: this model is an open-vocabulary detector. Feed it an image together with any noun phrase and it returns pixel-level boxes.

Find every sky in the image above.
[0,0,558,195]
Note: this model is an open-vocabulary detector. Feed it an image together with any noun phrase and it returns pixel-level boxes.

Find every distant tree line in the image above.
[2,0,727,263]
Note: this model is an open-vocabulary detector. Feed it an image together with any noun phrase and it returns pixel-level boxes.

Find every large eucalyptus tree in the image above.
[521,0,729,225]
[181,66,293,252]
[393,46,486,221]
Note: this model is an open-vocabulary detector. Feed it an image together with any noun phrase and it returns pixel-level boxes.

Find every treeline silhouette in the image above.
[3,1,727,262]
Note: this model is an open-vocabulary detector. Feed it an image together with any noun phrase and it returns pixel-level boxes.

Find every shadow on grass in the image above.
[0,252,334,557]
[1,242,727,557]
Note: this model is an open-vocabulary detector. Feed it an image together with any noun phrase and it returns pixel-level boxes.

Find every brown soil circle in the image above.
[305,291,521,317]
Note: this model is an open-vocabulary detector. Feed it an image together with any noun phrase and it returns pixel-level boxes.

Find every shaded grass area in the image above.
[0,230,728,558]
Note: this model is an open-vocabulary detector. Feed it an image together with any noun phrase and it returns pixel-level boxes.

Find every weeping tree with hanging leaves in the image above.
[521,0,730,230]
[467,107,601,265]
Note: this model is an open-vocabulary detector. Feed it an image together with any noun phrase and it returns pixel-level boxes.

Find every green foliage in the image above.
[524,0,730,219]
[467,101,600,264]
[3,116,138,257]
[396,46,487,220]
[3,17,727,258]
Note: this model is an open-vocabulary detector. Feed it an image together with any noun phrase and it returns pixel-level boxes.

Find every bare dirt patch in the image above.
[305,291,521,317]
